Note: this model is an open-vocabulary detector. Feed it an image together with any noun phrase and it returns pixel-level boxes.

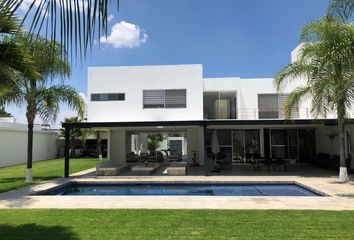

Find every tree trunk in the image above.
[97,131,102,160]
[338,115,349,182]
[26,121,34,182]
[26,79,36,182]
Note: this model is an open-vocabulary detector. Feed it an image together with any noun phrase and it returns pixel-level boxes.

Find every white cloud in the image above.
[100,21,148,48]
[107,14,114,22]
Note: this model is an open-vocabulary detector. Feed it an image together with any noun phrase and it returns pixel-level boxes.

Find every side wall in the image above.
[0,129,58,168]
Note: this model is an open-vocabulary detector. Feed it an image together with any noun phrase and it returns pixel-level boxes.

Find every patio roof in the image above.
[62,118,345,129]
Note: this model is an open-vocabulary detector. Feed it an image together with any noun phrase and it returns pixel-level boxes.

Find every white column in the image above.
[110,129,126,164]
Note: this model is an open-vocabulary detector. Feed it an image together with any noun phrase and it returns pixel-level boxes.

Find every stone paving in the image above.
[0,168,353,210]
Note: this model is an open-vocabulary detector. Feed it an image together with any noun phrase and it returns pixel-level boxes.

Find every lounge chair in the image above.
[96,161,129,176]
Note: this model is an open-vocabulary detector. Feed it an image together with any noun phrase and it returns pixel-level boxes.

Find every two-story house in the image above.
[62,45,354,176]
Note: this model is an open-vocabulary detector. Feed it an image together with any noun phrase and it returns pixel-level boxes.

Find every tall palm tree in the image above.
[274,18,354,182]
[1,0,118,59]
[0,35,85,182]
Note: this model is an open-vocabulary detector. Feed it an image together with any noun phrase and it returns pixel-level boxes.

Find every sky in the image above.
[8,0,329,127]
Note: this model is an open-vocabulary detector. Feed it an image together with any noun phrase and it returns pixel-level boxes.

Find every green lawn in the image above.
[0,158,100,193]
[0,209,353,239]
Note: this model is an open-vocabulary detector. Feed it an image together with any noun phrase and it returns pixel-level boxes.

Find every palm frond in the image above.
[327,0,354,23]
[0,41,40,80]
[37,85,86,123]
[8,34,72,80]
[274,62,311,92]
[283,86,311,119]
[2,0,119,60]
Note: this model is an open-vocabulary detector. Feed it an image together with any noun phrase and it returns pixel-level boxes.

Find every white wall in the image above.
[316,126,340,155]
[110,129,126,164]
[88,64,204,122]
[0,125,58,168]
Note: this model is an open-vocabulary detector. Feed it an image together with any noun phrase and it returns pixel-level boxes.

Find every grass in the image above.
[0,158,100,193]
[0,209,353,239]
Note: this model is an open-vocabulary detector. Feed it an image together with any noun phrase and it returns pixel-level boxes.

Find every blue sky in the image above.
[10,0,329,126]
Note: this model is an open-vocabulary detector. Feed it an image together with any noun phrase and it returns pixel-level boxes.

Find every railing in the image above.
[205,108,337,120]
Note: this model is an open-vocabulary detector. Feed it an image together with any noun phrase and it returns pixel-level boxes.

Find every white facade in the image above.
[88,64,204,122]
[87,44,354,122]
[0,120,58,168]
[87,47,327,122]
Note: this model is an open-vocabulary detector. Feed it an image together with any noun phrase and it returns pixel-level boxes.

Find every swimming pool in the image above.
[37,182,322,196]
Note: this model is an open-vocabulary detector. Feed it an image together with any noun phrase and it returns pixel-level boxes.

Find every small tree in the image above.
[147,134,164,155]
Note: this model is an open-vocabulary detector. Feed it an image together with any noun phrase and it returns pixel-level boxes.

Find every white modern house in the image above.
[62,45,354,176]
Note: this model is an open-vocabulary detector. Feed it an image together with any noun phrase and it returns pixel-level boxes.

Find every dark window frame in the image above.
[91,93,125,102]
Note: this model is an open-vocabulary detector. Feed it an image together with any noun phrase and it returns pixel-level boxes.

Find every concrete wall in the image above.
[0,125,58,168]
[88,64,204,122]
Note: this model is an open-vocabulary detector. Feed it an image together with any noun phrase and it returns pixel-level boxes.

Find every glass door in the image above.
[232,130,261,164]
[232,130,244,163]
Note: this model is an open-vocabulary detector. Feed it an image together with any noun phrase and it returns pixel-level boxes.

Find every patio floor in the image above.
[0,164,353,210]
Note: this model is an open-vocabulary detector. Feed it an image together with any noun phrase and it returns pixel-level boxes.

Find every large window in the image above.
[143,89,186,108]
[91,93,125,101]
[258,94,299,119]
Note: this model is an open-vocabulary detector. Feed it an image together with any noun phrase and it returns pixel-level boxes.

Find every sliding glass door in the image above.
[270,129,298,159]
[232,130,260,164]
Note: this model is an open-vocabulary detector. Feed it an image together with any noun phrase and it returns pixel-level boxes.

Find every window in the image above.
[258,94,279,119]
[91,93,125,102]
[258,94,299,119]
[143,89,186,108]
[143,90,165,108]
[203,91,237,119]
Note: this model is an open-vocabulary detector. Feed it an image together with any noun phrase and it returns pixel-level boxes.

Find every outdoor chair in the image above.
[274,158,286,172]
[264,158,273,172]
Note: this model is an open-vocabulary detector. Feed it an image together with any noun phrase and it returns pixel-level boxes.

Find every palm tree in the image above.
[274,18,354,182]
[0,35,85,182]
[1,0,118,59]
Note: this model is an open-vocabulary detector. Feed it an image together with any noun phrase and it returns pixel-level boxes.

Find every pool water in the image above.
[38,183,322,196]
